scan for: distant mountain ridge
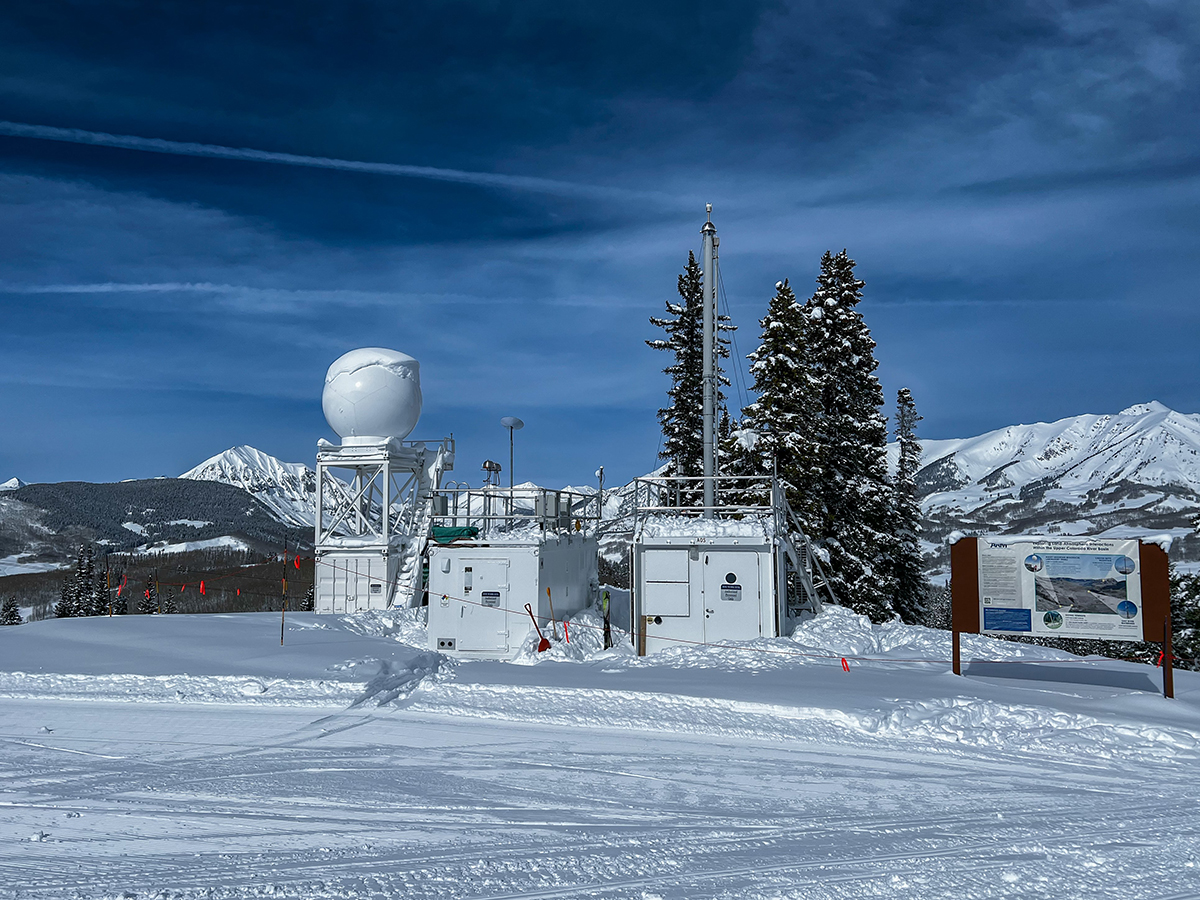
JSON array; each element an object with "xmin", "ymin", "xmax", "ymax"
[
  {"xmin": 4, "ymin": 401, "xmax": 1194, "ymax": 584},
  {"xmin": 892, "ymin": 401, "xmax": 1200, "ymax": 576},
  {"xmin": 0, "ymin": 478, "xmax": 309, "ymax": 572},
  {"xmin": 181, "ymin": 446, "xmax": 317, "ymax": 529}
]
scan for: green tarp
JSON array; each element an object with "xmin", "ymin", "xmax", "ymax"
[{"xmin": 431, "ymin": 525, "xmax": 480, "ymax": 544}]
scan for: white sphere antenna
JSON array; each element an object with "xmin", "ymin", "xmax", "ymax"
[{"xmin": 322, "ymin": 348, "xmax": 422, "ymax": 442}]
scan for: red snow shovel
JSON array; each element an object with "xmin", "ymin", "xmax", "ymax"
[{"xmin": 525, "ymin": 603, "xmax": 551, "ymax": 653}]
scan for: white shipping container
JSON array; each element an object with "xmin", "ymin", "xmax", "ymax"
[{"xmin": 427, "ymin": 534, "xmax": 598, "ymax": 659}]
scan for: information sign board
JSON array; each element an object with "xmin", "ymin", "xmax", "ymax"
[
  {"xmin": 951, "ymin": 535, "xmax": 1170, "ymax": 643},
  {"xmin": 976, "ymin": 537, "xmax": 1143, "ymax": 641}
]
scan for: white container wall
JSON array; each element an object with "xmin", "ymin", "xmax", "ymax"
[
  {"xmin": 314, "ymin": 550, "xmax": 397, "ymax": 614},
  {"xmin": 428, "ymin": 533, "xmax": 598, "ymax": 659},
  {"xmin": 635, "ymin": 533, "xmax": 782, "ymax": 655}
]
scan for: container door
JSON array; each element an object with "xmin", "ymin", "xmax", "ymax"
[
  {"xmin": 457, "ymin": 558, "xmax": 509, "ymax": 652},
  {"xmin": 702, "ymin": 551, "xmax": 761, "ymax": 643},
  {"xmin": 642, "ymin": 549, "xmax": 691, "ymax": 617}
]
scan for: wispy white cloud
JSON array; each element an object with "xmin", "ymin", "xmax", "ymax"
[{"xmin": 0, "ymin": 120, "xmax": 663, "ymax": 202}]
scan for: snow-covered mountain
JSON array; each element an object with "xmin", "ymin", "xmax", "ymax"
[
  {"xmin": 0, "ymin": 477, "xmax": 26, "ymax": 491},
  {"xmin": 895, "ymin": 401, "xmax": 1200, "ymax": 575},
  {"xmin": 180, "ymin": 446, "xmax": 317, "ymax": 529}
]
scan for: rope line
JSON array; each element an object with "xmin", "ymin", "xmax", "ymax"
[{"xmin": 76, "ymin": 555, "xmax": 1182, "ymax": 669}]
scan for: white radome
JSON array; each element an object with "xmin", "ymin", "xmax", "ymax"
[{"xmin": 322, "ymin": 348, "xmax": 422, "ymax": 441}]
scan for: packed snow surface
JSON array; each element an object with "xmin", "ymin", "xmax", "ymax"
[
  {"xmin": 0, "ymin": 554, "xmax": 63, "ymax": 577},
  {"xmin": 2, "ymin": 606, "xmax": 1197, "ymax": 899}
]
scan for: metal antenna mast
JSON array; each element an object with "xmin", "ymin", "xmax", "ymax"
[{"xmin": 701, "ymin": 204, "xmax": 717, "ymax": 518}]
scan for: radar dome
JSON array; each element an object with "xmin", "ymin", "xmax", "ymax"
[{"xmin": 322, "ymin": 348, "xmax": 422, "ymax": 441}]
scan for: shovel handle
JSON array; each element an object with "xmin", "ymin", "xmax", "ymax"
[{"xmin": 524, "ymin": 603, "xmax": 545, "ymax": 639}]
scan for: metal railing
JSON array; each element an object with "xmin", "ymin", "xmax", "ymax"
[
  {"xmin": 631, "ymin": 473, "xmax": 838, "ymax": 613},
  {"xmin": 429, "ymin": 486, "xmax": 602, "ymax": 540}
]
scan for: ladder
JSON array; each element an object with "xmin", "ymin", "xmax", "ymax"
[
  {"xmin": 778, "ymin": 502, "xmax": 839, "ymax": 614},
  {"xmin": 391, "ymin": 440, "xmax": 454, "ymax": 609}
]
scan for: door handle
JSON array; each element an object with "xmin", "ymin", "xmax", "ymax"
[{"xmin": 705, "ymin": 608, "xmax": 714, "ymax": 614}]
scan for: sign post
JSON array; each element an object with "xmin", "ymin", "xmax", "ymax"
[{"xmin": 1163, "ymin": 614, "xmax": 1174, "ymax": 699}]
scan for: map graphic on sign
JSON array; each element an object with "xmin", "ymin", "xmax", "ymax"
[{"xmin": 1034, "ymin": 554, "xmax": 1129, "ymax": 615}]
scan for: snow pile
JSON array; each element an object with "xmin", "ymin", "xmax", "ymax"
[
  {"xmin": 0, "ymin": 671, "xmax": 367, "ymax": 707},
  {"xmin": 0, "ymin": 611, "xmax": 446, "ymax": 707},
  {"xmin": 789, "ymin": 603, "xmax": 1075, "ymax": 663},
  {"xmin": 638, "ymin": 514, "xmax": 772, "ymax": 539},
  {"xmin": 334, "ymin": 606, "xmax": 431, "ymax": 648},
  {"xmin": 510, "ymin": 609, "xmax": 635, "ymax": 665}
]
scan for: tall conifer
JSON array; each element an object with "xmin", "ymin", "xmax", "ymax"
[
  {"xmin": 54, "ymin": 578, "xmax": 75, "ymax": 618},
  {"xmin": 725, "ymin": 279, "xmax": 821, "ymax": 519},
  {"xmin": 802, "ymin": 250, "xmax": 896, "ymax": 620},
  {"xmin": 0, "ymin": 595, "xmax": 21, "ymax": 625},
  {"xmin": 138, "ymin": 576, "xmax": 159, "ymax": 615},
  {"xmin": 647, "ymin": 251, "xmax": 734, "ymax": 501},
  {"xmin": 890, "ymin": 388, "xmax": 928, "ymax": 623}
]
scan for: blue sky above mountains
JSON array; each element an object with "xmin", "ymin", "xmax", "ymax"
[{"xmin": 1, "ymin": 1, "xmax": 1198, "ymax": 486}]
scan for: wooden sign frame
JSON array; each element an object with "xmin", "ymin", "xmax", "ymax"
[{"xmin": 950, "ymin": 536, "xmax": 1173, "ymax": 697}]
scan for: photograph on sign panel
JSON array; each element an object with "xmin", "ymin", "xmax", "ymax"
[{"xmin": 1034, "ymin": 554, "xmax": 1130, "ymax": 615}]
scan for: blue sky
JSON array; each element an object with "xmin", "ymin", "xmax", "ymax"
[{"xmin": 1, "ymin": 1, "xmax": 1198, "ymax": 488}]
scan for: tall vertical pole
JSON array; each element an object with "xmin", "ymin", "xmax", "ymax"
[
  {"xmin": 701, "ymin": 204, "xmax": 717, "ymax": 519},
  {"xmin": 509, "ymin": 428, "xmax": 514, "ymax": 493}
]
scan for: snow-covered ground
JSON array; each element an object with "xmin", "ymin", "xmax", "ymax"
[
  {"xmin": 1, "ymin": 607, "xmax": 1198, "ymax": 899},
  {"xmin": 0, "ymin": 553, "xmax": 64, "ymax": 577}
]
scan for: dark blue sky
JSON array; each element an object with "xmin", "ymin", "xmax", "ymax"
[{"xmin": 1, "ymin": 1, "xmax": 1198, "ymax": 488}]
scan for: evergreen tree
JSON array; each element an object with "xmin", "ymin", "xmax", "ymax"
[
  {"xmin": 647, "ymin": 250, "xmax": 734, "ymax": 500},
  {"xmin": 724, "ymin": 278, "xmax": 821, "ymax": 516},
  {"xmin": 138, "ymin": 576, "xmax": 159, "ymax": 615},
  {"xmin": 54, "ymin": 578, "xmax": 75, "ymax": 618},
  {"xmin": 802, "ymin": 250, "xmax": 896, "ymax": 621},
  {"xmin": 922, "ymin": 584, "xmax": 952, "ymax": 630},
  {"xmin": 0, "ymin": 595, "xmax": 21, "ymax": 626},
  {"xmin": 300, "ymin": 584, "xmax": 315, "ymax": 612},
  {"xmin": 1171, "ymin": 563, "xmax": 1200, "ymax": 669},
  {"xmin": 112, "ymin": 567, "xmax": 129, "ymax": 614},
  {"xmin": 890, "ymin": 388, "xmax": 928, "ymax": 624},
  {"xmin": 67, "ymin": 545, "xmax": 96, "ymax": 616},
  {"xmin": 160, "ymin": 587, "xmax": 177, "ymax": 614},
  {"xmin": 88, "ymin": 561, "xmax": 110, "ymax": 617}
]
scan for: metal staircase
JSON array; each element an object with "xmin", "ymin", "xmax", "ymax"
[
  {"xmin": 775, "ymin": 495, "xmax": 839, "ymax": 616},
  {"xmin": 391, "ymin": 439, "xmax": 454, "ymax": 609},
  {"xmin": 314, "ymin": 436, "xmax": 454, "ymax": 615}
]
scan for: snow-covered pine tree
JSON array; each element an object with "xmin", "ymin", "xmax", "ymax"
[
  {"xmin": 803, "ymin": 250, "xmax": 896, "ymax": 621},
  {"xmin": 88, "ymin": 559, "xmax": 110, "ymax": 617},
  {"xmin": 112, "ymin": 567, "xmax": 129, "ymax": 614},
  {"xmin": 923, "ymin": 584, "xmax": 951, "ymax": 630},
  {"xmin": 54, "ymin": 577, "xmax": 75, "ymax": 618},
  {"xmin": 890, "ymin": 388, "xmax": 928, "ymax": 624},
  {"xmin": 138, "ymin": 576, "xmax": 158, "ymax": 615},
  {"xmin": 647, "ymin": 250, "xmax": 734, "ymax": 502},
  {"xmin": 0, "ymin": 595, "xmax": 21, "ymax": 625},
  {"xmin": 300, "ymin": 584, "xmax": 315, "ymax": 612},
  {"xmin": 161, "ymin": 588, "xmax": 177, "ymax": 614},
  {"xmin": 1171, "ymin": 563, "xmax": 1200, "ymax": 670},
  {"xmin": 67, "ymin": 545, "xmax": 94, "ymax": 616},
  {"xmin": 723, "ymin": 278, "xmax": 821, "ymax": 517}
]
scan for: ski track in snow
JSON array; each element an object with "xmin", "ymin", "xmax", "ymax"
[{"xmin": 1, "ymin": 610, "xmax": 1199, "ymax": 898}]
